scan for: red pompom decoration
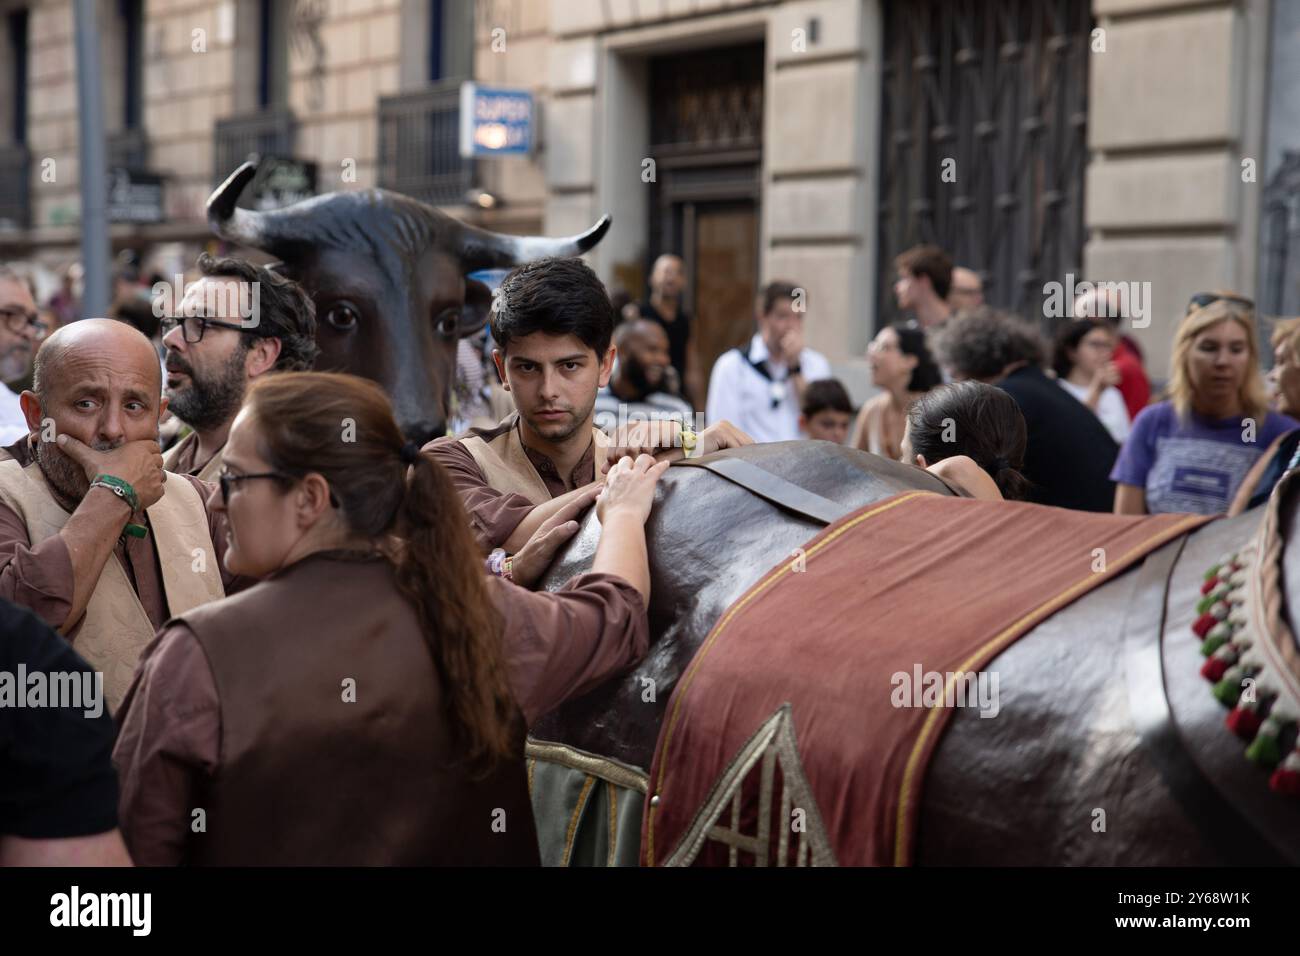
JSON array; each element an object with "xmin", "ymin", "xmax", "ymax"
[
  {"xmin": 1192, "ymin": 612, "xmax": 1218, "ymax": 638},
  {"xmin": 1225, "ymin": 706, "xmax": 1263, "ymax": 739}
]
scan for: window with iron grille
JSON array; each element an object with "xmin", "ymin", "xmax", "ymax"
[
  {"xmin": 0, "ymin": 9, "xmax": 29, "ymax": 231},
  {"xmin": 1258, "ymin": 1, "xmax": 1300, "ymax": 338},
  {"xmin": 876, "ymin": 0, "xmax": 1092, "ymax": 332},
  {"xmin": 378, "ymin": 0, "xmax": 475, "ymax": 206}
]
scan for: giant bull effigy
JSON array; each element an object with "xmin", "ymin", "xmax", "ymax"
[
  {"xmin": 207, "ymin": 163, "xmax": 609, "ymax": 446},
  {"xmin": 207, "ymin": 169, "xmax": 1300, "ymax": 866}
]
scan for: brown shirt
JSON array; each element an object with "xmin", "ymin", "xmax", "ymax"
[
  {"xmin": 165, "ymin": 430, "xmax": 220, "ymax": 478},
  {"xmin": 0, "ymin": 439, "xmax": 244, "ymax": 633},
  {"xmin": 113, "ymin": 566, "xmax": 648, "ymax": 865},
  {"xmin": 426, "ymin": 418, "xmax": 597, "ymax": 551}
]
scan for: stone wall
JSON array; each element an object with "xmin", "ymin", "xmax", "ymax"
[{"xmin": 1083, "ymin": 0, "xmax": 1270, "ymax": 381}]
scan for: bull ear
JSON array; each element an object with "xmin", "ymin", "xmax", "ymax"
[{"xmin": 460, "ymin": 278, "xmax": 493, "ymax": 338}]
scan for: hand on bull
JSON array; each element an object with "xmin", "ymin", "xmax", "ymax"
[
  {"xmin": 56, "ymin": 434, "xmax": 167, "ymax": 511},
  {"xmin": 600, "ymin": 419, "xmax": 755, "ymax": 473},
  {"xmin": 508, "ymin": 483, "xmax": 601, "ymax": 589},
  {"xmin": 590, "ymin": 454, "xmax": 672, "ymax": 601},
  {"xmin": 597, "ymin": 454, "xmax": 672, "ymax": 526}
]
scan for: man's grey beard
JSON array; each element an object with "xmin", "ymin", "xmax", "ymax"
[
  {"xmin": 0, "ymin": 343, "xmax": 31, "ymax": 385},
  {"xmin": 36, "ymin": 438, "xmax": 119, "ymax": 506},
  {"xmin": 166, "ymin": 344, "xmax": 248, "ymax": 432}
]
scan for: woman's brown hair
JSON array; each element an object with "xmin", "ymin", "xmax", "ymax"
[
  {"xmin": 906, "ymin": 380, "xmax": 1031, "ymax": 500},
  {"xmin": 243, "ymin": 371, "xmax": 515, "ymax": 768}
]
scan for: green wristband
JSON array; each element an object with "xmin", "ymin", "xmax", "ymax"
[{"xmin": 91, "ymin": 474, "xmax": 141, "ymax": 513}]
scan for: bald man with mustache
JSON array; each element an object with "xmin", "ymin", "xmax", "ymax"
[{"xmin": 0, "ymin": 319, "xmax": 239, "ymax": 712}]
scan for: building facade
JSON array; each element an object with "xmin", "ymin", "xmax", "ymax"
[{"xmin": 0, "ymin": 0, "xmax": 1284, "ymax": 391}]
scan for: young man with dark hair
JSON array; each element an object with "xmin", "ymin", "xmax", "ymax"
[
  {"xmin": 161, "ymin": 253, "xmax": 319, "ymax": 480},
  {"xmin": 799, "ymin": 378, "xmax": 854, "ymax": 444},
  {"xmin": 705, "ymin": 280, "xmax": 832, "ymax": 442},
  {"xmin": 894, "ymin": 244, "xmax": 955, "ymax": 331},
  {"xmin": 427, "ymin": 257, "xmax": 749, "ymax": 558}
]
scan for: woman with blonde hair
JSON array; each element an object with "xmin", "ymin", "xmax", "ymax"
[{"xmin": 1112, "ymin": 293, "xmax": 1298, "ymax": 515}]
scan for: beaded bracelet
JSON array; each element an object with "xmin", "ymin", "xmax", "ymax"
[{"xmin": 90, "ymin": 475, "xmax": 148, "ymax": 538}]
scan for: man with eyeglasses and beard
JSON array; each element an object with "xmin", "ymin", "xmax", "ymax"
[
  {"xmin": 0, "ymin": 266, "xmax": 47, "ymax": 448},
  {"xmin": 0, "ymin": 319, "xmax": 247, "ymax": 714},
  {"xmin": 161, "ymin": 253, "xmax": 318, "ymax": 481}
]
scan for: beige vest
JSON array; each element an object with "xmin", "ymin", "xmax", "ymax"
[
  {"xmin": 162, "ymin": 431, "xmax": 224, "ymax": 482},
  {"xmin": 0, "ymin": 459, "xmax": 225, "ymax": 712},
  {"xmin": 461, "ymin": 414, "xmax": 609, "ymax": 505}
]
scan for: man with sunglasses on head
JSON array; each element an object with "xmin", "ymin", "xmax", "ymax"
[
  {"xmin": 0, "ymin": 266, "xmax": 48, "ymax": 447},
  {"xmin": 0, "ymin": 318, "xmax": 249, "ymax": 714},
  {"xmin": 161, "ymin": 253, "xmax": 318, "ymax": 481}
]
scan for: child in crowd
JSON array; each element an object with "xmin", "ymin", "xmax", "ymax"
[{"xmin": 799, "ymin": 378, "xmax": 854, "ymax": 444}]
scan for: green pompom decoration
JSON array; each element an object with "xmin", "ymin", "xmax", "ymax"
[
  {"xmin": 1200, "ymin": 632, "xmax": 1230, "ymax": 657},
  {"xmin": 1196, "ymin": 595, "xmax": 1213, "ymax": 616},
  {"xmin": 1204, "ymin": 564, "xmax": 1221, "ymax": 582},
  {"xmin": 1212, "ymin": 676, "xmax": 1242, "ymax": 707},
  {"xmin": 1245, "ymin": 730, "xmax": 1281, "ymax": 767}
]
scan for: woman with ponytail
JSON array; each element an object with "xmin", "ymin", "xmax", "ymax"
[
  {"xmin": 900, "ymin": 381, "xmax": 1031, "ymax": 501},
  {"xmin": 113, "ymin": 372, "xmax": 665, "ymax": 865}
]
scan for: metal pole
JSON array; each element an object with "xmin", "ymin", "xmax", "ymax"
[{"xmin": 73, "ymin": 0, "xmax": 110, "ymax": 319}]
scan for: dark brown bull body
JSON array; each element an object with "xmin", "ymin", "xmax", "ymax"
[
  {"xmin": 206, "ymin": 163, "xmax": 610, "ymax": 445},
  {"xmin": 205, "ymin": 169, "xmax": 1296, "ymax": 863},
  {"xmin": 534, "ymin": 441, "xmax": 1300, "ymax": 865}
]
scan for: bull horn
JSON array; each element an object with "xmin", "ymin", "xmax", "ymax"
[
  {"xmin": 454, "ymin": 214, "xmax": 612, "ymax": 273},
  {"xmin": 206, "ymin": 162, "xmax": 268, "ymax": 246},
  {"xmin": 207, "ymin": 162, "xmax": 309, "ymax": 252}
]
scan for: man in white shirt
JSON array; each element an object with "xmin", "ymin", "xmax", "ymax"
[
  {"xmin": 0, "ymin": 267, "xmax": 45, "ymax": 447},
  {"xmin": 706, "ymin": 280, "xmax": 832, "ymax": 442}
]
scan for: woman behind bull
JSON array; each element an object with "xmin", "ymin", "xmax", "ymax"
[
  {"xmin": 1112, "ymin": 295, "xmax": 1299, "ymax": 515},
  {"xmin": 900, "ymin": 381, "xmax": 1031, "ymax": 501},
  {"xmin": 113, "ymin": 371, "xmax": 665, "ymax": 865}
]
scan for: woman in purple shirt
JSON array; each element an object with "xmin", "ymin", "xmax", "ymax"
[{"xmin": 1112, "ymin": 294, "xmax": 1299, "ymax": 515}]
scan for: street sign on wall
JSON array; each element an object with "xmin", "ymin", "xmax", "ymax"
[
  {"xmin": 107, "ymin": 167, "xmax": 164, "ymax": 224},
  {"xmin": 459, "ymin": 82, "xmax": 534, "ymax": 158}
]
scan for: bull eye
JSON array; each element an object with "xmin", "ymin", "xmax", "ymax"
[
  {"xmin": 325, "ymin": 302, "xmax": 359, "ymax": 333},
  {"xmin": 435, "ymin": 309, "xmax": 460, "ymax": 339}
]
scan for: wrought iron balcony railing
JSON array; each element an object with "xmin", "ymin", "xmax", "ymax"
[
  {"xmin": 378, "ymin": 82, "xmax": 476, "ymax": 207},
  {"xmin": 107, "ymin": 127, "xmax": 150, "ymax": 172},
  {"xmin": 213, "ymin": 109, "xmax": 297, "ymax": 185}
]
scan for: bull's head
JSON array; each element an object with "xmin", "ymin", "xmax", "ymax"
[{"xmin": 207, "ymin": 162, "xmax": 611, "ymax": 444}]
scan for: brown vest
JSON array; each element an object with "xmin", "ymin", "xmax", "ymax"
[
  {"xmin": 162, "ymin": 431, "xmax": 224, "ymax": 482},
  {"xmin": 178, "ymin": 550, "xmax": 539, "ymax": 866},
  {"xmin": 0, "ymin": 458, "xmax": 224, "ymax": 712},
  {"xmin": 461, "ymin": 414, "xmax": 609, "ymax": 505}
]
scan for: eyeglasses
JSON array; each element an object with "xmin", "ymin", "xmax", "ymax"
[
  {"xmin": 217, "ymin": 470, "xmax": 292, "ymax": 505},
  {"xmin": 160, "ymin": 315, "xmax": 255, "ymax": 343},
  {"xmin": 0, "ymin": 306, "xmax": 48, "ymax": 339},
  {"xmin": 218, "ymin": 469, "xmax": 341, "ymax": 508},
  {"xmin": 1187, "ymin": 292, "xmax": 1254, "ymax": 315}
]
